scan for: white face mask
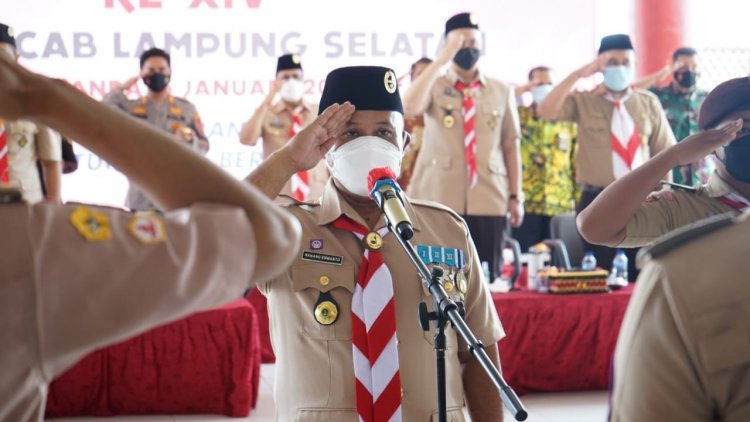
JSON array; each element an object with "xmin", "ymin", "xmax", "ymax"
[
  {"xmin": 280, "ymin": 78, "xmax": 305, "ymax": 102},
  {"xmin": 326, "ymin": 136, "xmax": 402, "ymax": 197}
]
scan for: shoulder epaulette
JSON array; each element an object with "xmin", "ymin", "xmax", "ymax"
[
  {"xmin": 408, "ymin": 198, "xmax": 463, "ymax": 223},
  {"xmin": 660, "ymin": 180, "xmax": 699, "ymax": 194},
  {"xmin": 638, "ymin": 213, "xmax": 735, "ymax": 263}
]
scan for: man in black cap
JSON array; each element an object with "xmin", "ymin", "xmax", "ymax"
[
  {"xmin": 248, "ymin": 65, "xmax": 505, "ymax": 421},
  {"xmin": 403, "ymin": 12, "xmax": 523, "ymax": 284},
  {"xmin": 538, "ymin": 34, "xmax": 675, "ymax": 279},
  {"xmin": 104, "ymin": 47, "xmax": 208, "ymax": 211},
  {"xmin": 239, "ymin": 53, "xmax": 327, "ymax": 201},
  {"xmin": 0, "ymin": 22, "xmax": 63, "ymax": 205},
  {"xmin": 578, "ymin": 77, "xmax": 749, "ymax": 249}
]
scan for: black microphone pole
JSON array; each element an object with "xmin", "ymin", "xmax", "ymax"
[{"xmin": 372, "ymin": 185, "xmax": 527, "ymax": 421}]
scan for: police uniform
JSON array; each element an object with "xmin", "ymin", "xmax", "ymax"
[
  {"xmin": 0, "ymin": 196, "xmax": 256, "ymax": 421},
  {"xmin": 513, "ymin": 106, "xmax": 578, "ymax": 251},
  {"xmin": 259, "ymin": 66, "xmax": 504, "ymax": 421},
  {"xmin": 258, "ymin": 99, "xmax": 328, "ymax": 200},
  {"xmin": 4, "ymin": 121, "xmax": 62, "ymax": 203},
  {"xmin": 408, "ymin": 14, "xmax": 521, "ymax": 281},
  {"xmin": 103, "ymin": 90, "xmax": 208, "ymax": 210},
  {"xmin": 610, "ymin": 211, "xmax": 750, "ymax": 421}
]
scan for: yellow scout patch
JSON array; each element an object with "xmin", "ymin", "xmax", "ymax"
[
  {"xmin": 128, "ymin": 212, "xmax": 167, "ymax": 245},
  {"xmin": 70, "ymin": 206, "xmax": 112, "ymax": 242},
  {"xmin": 384, "ymin": 70, "xmax": 397, "ymax": 94}
]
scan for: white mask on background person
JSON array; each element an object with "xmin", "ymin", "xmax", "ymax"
[
  {"xmin": 531, "ymin": 84, "xmax": 553, "ymax": 104},
  {"xmin": 326, "ymin": 136, "xmax": 402, "ymax": 197},
  {"xmin": 281, "ymin": 78, "xmax": 305, "ymax": 102}
]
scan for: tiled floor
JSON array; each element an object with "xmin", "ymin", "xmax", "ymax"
[{"xmin": 47, "ymin": 364, "xmax": 609, "ymax": 421}]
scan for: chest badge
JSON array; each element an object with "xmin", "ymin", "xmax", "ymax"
[
  {"xmin": 314, "ymin": 292, "xmax": 339, "ymax": 326},
  {"xmin": 365, "ymin": 231, "xmax": 383, "ymax": 250},
  {"xmin": 70, "ymin": 206, "xmax": 112, "ymax": 242}
]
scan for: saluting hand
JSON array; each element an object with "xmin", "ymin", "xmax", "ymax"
[
  {"xmin": 436, "ymin": 32, "xmax": 465, "ymax": 66},
  {"xmin": 577, "ymin": 56, "xmax": 605, "ymax": 78},
  {"xmin": 282, "ymin": 102, "xmax": 355, "ymax": 172},
  {"xmin": 669, "ymin": 118, "xmax": 743, "ymax": 166}
]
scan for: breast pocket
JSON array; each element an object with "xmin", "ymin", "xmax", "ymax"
[
  {"xmin": 7, "ymin": 122, "xmax": 37, "ymax": 153},
  {"xmin": 290, "ymin": 262, "xmax": 356, "ymax": 340}
]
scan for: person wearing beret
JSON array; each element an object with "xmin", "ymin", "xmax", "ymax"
[
  {"xmin": 0, "ymin": 46, "xmax": 302, "ymax": 420},
  {"xmin": 104, "ymin": 47, "xmax": 209, "ymax": 211},
  {"xmin": 577, "ymin": 77, "xmax": 750, "ymax": 249},
  {"xmin": 240, "ymin": 53, "xmax": 328, "ymax": 201},
  {"xmin": 247, "ymin": 66, "xmax": 505, "ymax": 421},
  {"xmin": 0, "ymin": 22, "xmax": 63, "ymax": 204},
  {"xmin": 404, "ymin": 12, "xmax": 524, "ymax": 284},
  {"xmin": 538, "ymin": 33, "xmax": 676, "ymax": 280}
]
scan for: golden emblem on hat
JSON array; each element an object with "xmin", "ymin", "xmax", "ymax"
[
  {"xmin": 469, "ymin": 14, "xmax": 478, "ymax": 25},
  {"xmin": 292, "ymin": 54, "xmax": 301, "ymax": 64},
  {"xmin": 70, "ymin": 206, "xmax": 112, "ymax": 242},
  {"xmin": 443, "ymin": 114, "xmax": 455, "ymax": 128},
  {"xmin": 315, "ymin": 300, "xmax": 339, "ymax": 325},
  {"xmin": 384, "ymin": 70, "xmax": 397, "ymax": 94},
  {"xmin": 365, "ymin": 232, "xmax": 383, "ymax": 250},
  {"xmin": 6, "ymin": 26, "xmax": 13, "ymax": 38}
]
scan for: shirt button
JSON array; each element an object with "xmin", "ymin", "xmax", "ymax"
[
  {"xmin": 431, "ymin": 159, "xmax": 437, "ymax": 165},
  {"xmin": 319, "ymin": 276, "xmax": 330, "ymax": 286},
  {"xmin": 401, "ymin": 388, "xmax": 405, "ymax": 397}
]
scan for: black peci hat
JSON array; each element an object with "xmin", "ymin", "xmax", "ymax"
[
  {"xmin": 598, "ymin": 34, "xmax": 634, "ymax": 54},
  {"xmin": 698, "ymin": 76, "xmax": 750, "ymax": 130},
  {"xmin": 0, "ymin": 23, "xmax": 16, "ymax": 48},
  {"xmin": 277, "ymin": 53, "xmax": 303, "ymax": 73},
  {"xmin": 445, "ymin": 12, "xmax": 479, "ymax": 35},
  {"xmin": 318, "ymin": 66, "xmax": 403, "ymax": 115}
]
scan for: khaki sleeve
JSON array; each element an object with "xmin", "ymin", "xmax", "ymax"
[
  {"xmin": 186, "ymin": 103, "xmax": 208, "ymax": 142},
  {"xmin": 620, "ymin": 192, "xmax": 717, "ymax": 248},
  {"xmin": 458, "ymin": 219, "xmax": 504, "ymax": 353},
  {"xmin": 33, "ymin": 203, "xmax": 257, "ymax": 378},
  {"xmin": 610, "ymin": 263, "xmax": 713, "ymax": 421},
  {"xmin": 557, "ymin": 93, "xmax": 579, "ymax": 122},
  {"xmin": 501, "ymin": 90, "xmax": 521, "ymax": 143},
  {"xmin": 649, "ymin": 96, "xmax": 677, "ymax": 151},
  {"xmin": 34, "ymin": 124, "xmax": 62, "ymax": 162}
]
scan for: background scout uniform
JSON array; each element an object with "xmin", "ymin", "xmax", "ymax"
[
  {"xmin": 611, "ymin": 212, "xmax": 750, "ymax": 421},
  {"xmin": 408, "ymin": 13, "xmax": 522, "ymax": 282},
  {"xmin": 558, "ymin": 35, "xmax": 675, "ymax": 278},
  {"xmin": 104, "ymin": 89, "xmax": 208, "ymax": 211},
  {"xmin": 513, "ymin": 105, "xmax": 578, "ymax": 251},
  {"xmin": 0, "ymin": 197, "xmax": 257, "ymax": 421},
  {"xmin": 2, "ymin": 120, "xmax": 61, "ymax": 203}
]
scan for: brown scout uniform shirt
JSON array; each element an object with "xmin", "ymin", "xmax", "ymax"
[
  {"xmin": 5, "ymin": 121, "xmax": 61, "ymax": 204},
  {"xmin": 558, "ymin": 86, "xmax": 676, "ymax": 188},
  {"xmin": 620, "ymin": 172, "xmax": 743, "ymax": 247},
  {"xmin": 260, "ymin": 100, "xmax": 328, "ymax": 201},
  {"xmin": 611, "ymin": 211, "xmax": 750, "ymax": 421},
  {"xmin": 103, "ymin": 90, "xmax": 209, "ymax": 210},
  {"xmin": 408, "ymin": 69, "xmax": 521, "ymax": 216},
  {"xmin": 258, "ymin": 180, "xmax": 504, "ymax": 421},
  {"xmin": 0, "ymin": 201, "xmax": 256, "ymax": 421}
]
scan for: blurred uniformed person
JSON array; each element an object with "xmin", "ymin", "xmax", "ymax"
[
  {"xmin": 610, "ymin": 211, "xmax": 750, "ymax": 421},
  {"xmin": 247, "ymin": 66, "xmax": 505, "ymax": 421},
  {"xmin": 104, "ymin": 47, "xmax": 209, "ymax": 211},
  {"xmin": 404, "ymin": 13, "xmax": 524, "ymax": 282},
  {"xmin": 512, "ymin": 66, "xmax": 578, "ymax": 251},
  {"xmin": 398, "ymin": 56, "xmax": 432, "ymax": 190},
  {"xmin": 0, "ymin": 23, "xmax": 62, "ymax": 204},
  {"xmin": 538, "ymin": 34, "xmax": 676, "ymax": 279},
  {"xmin": 578, "ymin": 77, "xmax": 750, "ymax": 249},
  {"xmin": 239, "ymin": 53, "xmax": 327, "ymax": 201},
  {"xmin": 0, "ymin": 51, "xmax": 302, "ymax": 421}
]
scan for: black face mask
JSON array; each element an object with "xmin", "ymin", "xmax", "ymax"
[
  {"xmin": 453, "ymin": 48, "xmax": 481, "ymax": 71},
  {"xmin": 674, "ymin": 70, "xmax": 697, "ymax": 89},
  {"xmin": 723, "ymin": 133, "xmax": 750, "ymax": 183},
  {"xmin": 143, "ymin": 73, "xmax": 170, "ymax": 93}
]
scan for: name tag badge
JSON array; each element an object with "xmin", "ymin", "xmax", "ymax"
[{"xmin": 302, "ymin": 251, "xmax": 343, "ymax": 266}]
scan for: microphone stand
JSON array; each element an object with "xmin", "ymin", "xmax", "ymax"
[{"xmin": 383, "ymin": 215, "xmax": 528, "ymax": 421}]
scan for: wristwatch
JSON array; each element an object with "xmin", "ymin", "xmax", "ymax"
[{"xmin": 509, "ymin": 193, "xmax": 524, "ymax": 203}]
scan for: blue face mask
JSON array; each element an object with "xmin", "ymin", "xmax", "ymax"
[
  {"xmin": 602, "ymin": 65, "xmax": 633, "ymax": 91},
  {"xmin": 531, "ymin": 84, "xmax": 553, "ymax": 104},
  {"xmin": 723, "ymin": 133, "xmax": 750, "ymax": 183}
]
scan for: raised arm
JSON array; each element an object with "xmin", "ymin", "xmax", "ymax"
[
  {"xmin": 402, "ymin": 33, "xmax": 463, "ymax": 116},
  {"xmin": 0, "ymin": 54, "xmax": 301, "ymax": 282},
  {"xmin": 537, "ymin": 58, "xmax": 602, "ymax": 121},
  {"xmin": 576, "ymin": 119, "xmax": 742, "ymax": 246},
  {"xmin": 239, "ymin": 82, "xmax": 283, "ymax": 146}
]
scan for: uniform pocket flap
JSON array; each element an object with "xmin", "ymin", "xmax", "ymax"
[{"xmin": 291, "ymin": 261, "xmax": 356, "ymax": 294}]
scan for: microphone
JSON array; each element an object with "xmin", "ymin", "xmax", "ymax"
[{"xmin": 367, "ymin": 167, "xmax": 414, "ymax": 240}]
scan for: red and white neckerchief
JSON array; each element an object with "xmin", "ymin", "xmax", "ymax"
[
  {"xmin": 604, "ymin": 93, "xmax": 643, "ymax": 179},
  {"xmin": 718, "ymin": 192, "xmax": 750, "ymax": 212},
  {"xmin": 331, "ymin": 216, "xmax": 402, "ymax": 422},
  {"xmin": 288, "ymin": 106, "xmax": 310, "ymax": 201},
  {"xmin": 456, "ymin": 80, "xmax": 482, "ymax": 189},
  {"xmin": 0, "ymin": 120, "xmax": 9, "ymax": 184}
]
